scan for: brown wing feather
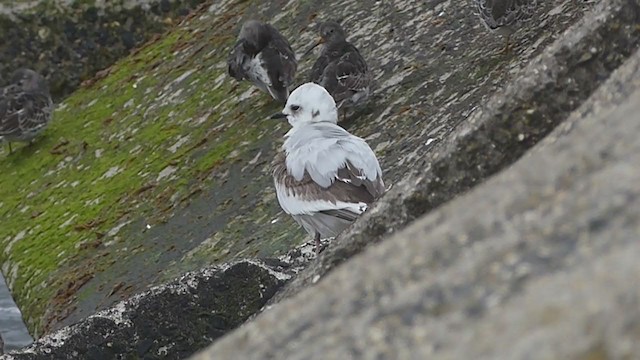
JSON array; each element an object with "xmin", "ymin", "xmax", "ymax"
[{"xmin": 272, "ymin": 152, "xmax": 381, "ymax": 207}]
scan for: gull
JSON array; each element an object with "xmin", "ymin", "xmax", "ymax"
[
  {"xmin": 270, "ymin": 83, "xmax": 385, "ymax": 253},
  {"xmin": 0, "ymin": 68, "xmax": 54, "ymax": 154},
  {"xmin": 302, "ymin": 21, "xmax": 372, "ymax": 122},
  {"xmin": 227, "ymin": 20, "xmax": 297, "ymax": 103},
  {"xmin": 475, "ymin": 0, "xmax": 538, "ymax": 54}
]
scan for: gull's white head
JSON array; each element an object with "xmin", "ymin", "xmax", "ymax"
[{"xmin": 271, "ymin": 83, "xmax": 338, "ymax": 126}]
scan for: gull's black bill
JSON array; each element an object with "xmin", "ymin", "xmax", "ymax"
[{"xmin": 270, "ymin": 112, "xmax": 288, "ymax": 119}]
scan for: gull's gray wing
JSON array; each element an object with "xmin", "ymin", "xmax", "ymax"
[
  {"xmin": 282, "ymin": 123, "xmax": 384, "ymax": 208},
  {"xmin": 273, "ymin": 150, "xmax": 380, "ymax": 217}
]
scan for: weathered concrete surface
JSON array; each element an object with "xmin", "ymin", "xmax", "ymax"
[
  {"xmin": 269, "ymin": 0, "xmax": 640, "ymax": 306},
  {"xmin": 1, "ymin": 260, "xmax": 289, "ymax": 359},
  {"xmin": 0, "ymin": 0, "xmax": 616, "ymax": 340},
  {"xmin": 191, "ymin": 43, "xmax": 640, "ymax": 360},
  {"xmin": 0, "ymin": 0, "xmax": 207, "ymax": 100}
]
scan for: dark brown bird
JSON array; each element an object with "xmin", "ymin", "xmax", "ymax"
[
  {"xmin": 0, "ymin": 68, "xmax": 53, "ymax": 153},
  {"xmin": 303, "ymin": 21, "xmax": 372, "ymax": 122},
  {"xmin": 475, "ymin": 0, "xmax": 538, "ymax": 53},
  {"xmin": 227, "ymin": 20, "xmax": 297, "ymax": 103}
]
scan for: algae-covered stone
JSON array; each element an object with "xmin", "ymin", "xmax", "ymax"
[
  {"xmin": 191, "ymin": 41, "xmax": 640, "ymax": 360},
  {"xmin": 4, "ymin": 260, "xmax": 289, "ymax": 359},
  {"xmin": 0, "ymin": 0, "xmax": 207, "ymax": 100},
  {"xmin": 0, "ymin": 0, "xmax": 599, "ymax": 342}
]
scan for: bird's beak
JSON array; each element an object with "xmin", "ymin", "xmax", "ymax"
[
  {"xmin": 301, "ymin": 37, "xmax": 325, "ymax": 58},
  {"xmin": 270, "ymin": 112, "xmax": 288, "ymax": 120}
]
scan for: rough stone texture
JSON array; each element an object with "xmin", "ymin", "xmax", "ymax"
[
  {"xmin": 269, "ymin": 0, "xmax": 640, "ymax": 306},
  {"xmin": 1, "ymin": 260, "xmax": 289, "ymax": 360},
  {"xmin": 0, "ymin": 0, "xmax": 629, "ymax": 342},
  {"xmin": 0, "ymin": 0, "xmax": 207, "ymax": 100},
  {"xmin": 191, "ymin": 43, "xmax": 640, "ymax": 360}
]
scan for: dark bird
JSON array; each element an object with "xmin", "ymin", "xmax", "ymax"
[
  {"xmin": 0, "ymin": 68, "xmax": 53, "ymax": 154},
  {"xmin": 475, "ymin": 0, "xmax": 538, "ymax": 53},
  {"xmin": 270, "ymin": 83, "xmax": 385, "ymax": 254},
  {"xmin": 227, "ymin": 20, "xmax": 297, "ymax": 103},
  {"xmin": 303, "ymin": 21, "xmax": 372, "ymax": 122}
]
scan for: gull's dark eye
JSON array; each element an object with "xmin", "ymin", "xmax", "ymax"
[{"xmin": 290, "ymin": 105, "xmax": 300, "ymax": 111}]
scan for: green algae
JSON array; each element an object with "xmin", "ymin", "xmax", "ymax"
[
  {"xmin": 0, "ymin": 0, "xmax": 310, "ymax": 336},
  {"xmin": 0, "ymin": 0, "xmax": 209, "ymax": 100},
  {"xmin": 2, "ymin": 0, "xmax": 495, "ymax": 337},
  {"xmin": 0, "ymin": 20, "xmax": 229, "ymax": 333},
  {"xmin": 0, "ymin": 30, "xmax": 170, "ymax": 333}
]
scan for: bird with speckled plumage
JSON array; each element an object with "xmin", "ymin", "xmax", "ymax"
[
  {"xmin": 475, "ymin": 0, "xmax": 538, "ymax": 53},
  {"xmin": 227, "ymin": 20, "xmax": 297, "ymax": 104},
  {"xmin": 0, "ymin": 68, "xmax": 53, "ymax": 154},
  {"xmin": 303, "ymin": 21, "xmax": 372, "ymax": 122}
]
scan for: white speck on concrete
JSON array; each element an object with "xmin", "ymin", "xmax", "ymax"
[
  {"xmin": 107, "ymin": 221, "xmax": 132, "ymax": 237},
  {"xmin": 157, "ymin": 165, "xmax": 177, "ymax": 181},
  {"xmin": 168, "ymin": 135, "xmax": 190, "ymax": 153},
  {"xmin": 129, "ymin": 145, "xmax": 142, "ymax": 155},
  {"xmin": 374, "ymin": 140, "xmax": 390, "ymax": 153},
  {"xmin": 164, "ymin": 69, "xmax": 195, "ymax": 91},
  {"xmin": 195, "ymin": 112, "xmax": 210, "ymax": 125},
  {"xmin": 101, "ymin": 166, "xmax": 122, "ymax": 179},
  {"xmin": 238, "ymin": 88, "xmax": 256, "ymax": 102},
  {"xmin": 59, "ymin": 214, "xmax": 78, "ymax": 229}
]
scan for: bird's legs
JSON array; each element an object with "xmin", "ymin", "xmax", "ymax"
[
  {"xmin": 7, "ymin": 142, "xmax": 12, "ymax": 154},
  {"xmin": 500, "ymin": 33, "xmax": 514, "ymax": 55},
  {"xmin": 314, "ymin": 232, "xmax": 321, "ymax": 255}
]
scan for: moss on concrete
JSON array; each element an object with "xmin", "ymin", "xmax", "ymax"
[
  {"xmin": 0, "ymin": 0, "xmax": 302, "ymax": 335},
  {"xmin": 1, "ymin": 0, "xmax": 591, "ymax": 340},
  {"xmin": 0, "ymin": 0, "xmax": 207, "ymax": 100}
]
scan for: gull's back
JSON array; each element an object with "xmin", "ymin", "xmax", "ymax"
[
  {"xmin": 284, "ymin": 122, "xmax": 382, "ymax": 190},
  {"xmin": 274, "ymin": 122, "xmax": 384, "ymax": 238}
]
